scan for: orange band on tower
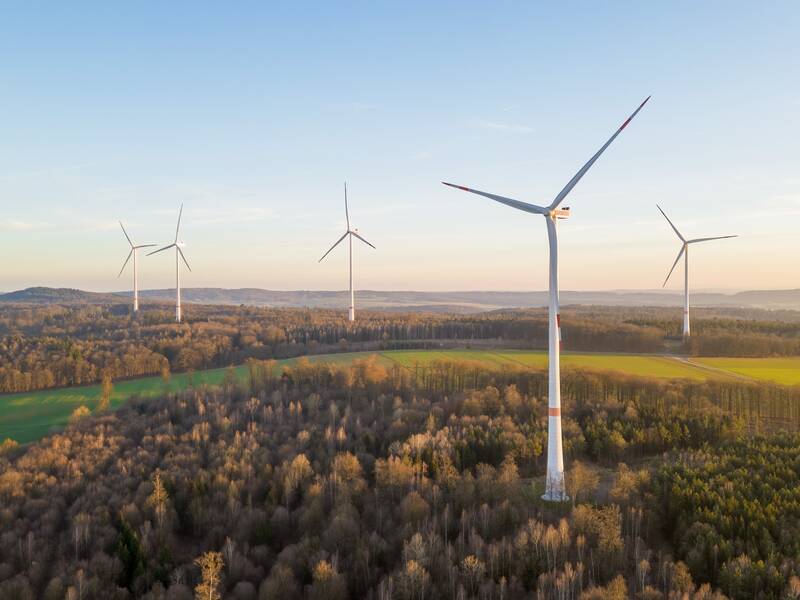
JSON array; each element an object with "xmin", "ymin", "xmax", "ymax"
[{"xmin": 548, "ymin": 408, "xmax": 561, "ymax": 417}]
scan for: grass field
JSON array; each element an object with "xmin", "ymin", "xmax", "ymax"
[
  {"xmin": 0, "ymin": 352, "xmax": 379, "ymax": 444},
  {"xmin": 1, "ymin": 349, "xmax": 795, "ymax": 444},
  {"xmin": 382, "ymin": 349, "xmax": 712, "ymax": 380},
  {"xmin": 693, "ymin": 357, "xmax": 800, "ymax": 386}
]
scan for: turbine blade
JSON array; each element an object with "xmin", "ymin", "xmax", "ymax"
[
  {"xmin": 318, "ymin": 232, "xmax": 349, "ymax": 262},
  {"xmin": 687, "ymin": 235, "xmax": 738, "ymax": 244},
  {"xmin": 119, "ymin": 221, "xmax": 134, "ymax": 247},
  {"xmin": 147, "ymin": 244, "xmax": 176, "ymax": 256},
  {"xmin": 134, "ymin": 244, "xmax": 157, "ymax": 249},
  {"xmin": 344, "ymin": 182, "xmax": 350, "ymax": 230},
  {"xmin": 178, "ymin": 247, "xmax": 191, "ymax": 272},
  {"xmin": 351, "ymin": 231, "xmax": 375, "ymax": 249},
  {"xmin": 117, "ymin": 249, "xmax": 133, "ymax": 277},
  {"xmin": 656, "ymin": 205, "xmax": 686, "ymax": 242},
  {"xmin": 174, "ymin": 203, "xmax": 184, "ymax": 242},
  {"xmin": 441, "ymin": 182, "xmax": 547, "ymax": 214},
  {"xmin": 663, "ymin": 245, "xmax": 685, "ymax": 287},
  {"xmin": 549, "ymin": 96, "xmax": 650, "ymax": 210}
]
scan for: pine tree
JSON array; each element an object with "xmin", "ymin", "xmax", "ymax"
[{"xmin": 115, "ymin": 516, "xmax": 145, "ymax": 590}]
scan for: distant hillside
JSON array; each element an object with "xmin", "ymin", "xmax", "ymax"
[
  {"xmin": 131, "ymin": 287, "xmax": 800, "ymax": 311},
  {"xmin": 4, "ymin": 286, "xmax": 800, "ymax": 312},
  {"xmin": 0, "ymin": 287, "xmax": 122, "ymax": 304}
]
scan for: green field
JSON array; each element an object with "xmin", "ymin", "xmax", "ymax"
[
  {"xmin": 0, "ymin": 352, "xmax": 379, "ymax": 444},
  {"xmin": 2, "ymin": 349, "xmax": 796, "ymax": 444},
  {"xmin": 693, "ymin": 357, "xmax": 800, "ymax": 386}
]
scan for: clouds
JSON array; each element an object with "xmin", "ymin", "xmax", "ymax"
[
  {"xmin": 0, "ymin": 219, "xmax": 54, "ymax": 232},
  {"xmin": 327, "ymin": 101, "xmax": 377, "ymax": 112},
  {"xmin": 0, "ymin": 216, "xmax": 117, "ymax": 233},
  {"xmin": 189, "ymin": 206, "xmax": 275, "ymax": 226},
  {"xmin": 411, "ymin": 149, "xmax": 433, "ymax": 160},
  {"xmin": 475, "ymin": 120, "xmax": 535, "ymax": 134},
  {"xmin": 0, "ymin": 163, "xmax": 97, "ymax": 183}
]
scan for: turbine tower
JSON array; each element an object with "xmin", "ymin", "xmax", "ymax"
[
  {"xmin": 117, "ymin": 222, "xmax": 155, "ymax": 312},
  {"xmin": 657, "ymin": 205, "xmax": 736, "ymax": 337},
  {"xmin": 443, "ymin": 97, "xmax": 650, "ymax": 501},
  {"xmin": 318, "ymin": 182, "xmax": 375, "ymax": 322},
  {"xmin": 148, "ymin": 204, "xmax": 191, "ymax": 323}
]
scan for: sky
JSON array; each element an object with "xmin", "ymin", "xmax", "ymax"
[{"xmin": 0, "ymin": 2, "xmax": 798, "ymax": 293}]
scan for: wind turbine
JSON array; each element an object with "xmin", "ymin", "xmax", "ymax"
[
  {"xmin": 443, "ymin": 97, "xmax": 650, "ymax": 501},
  {"xmin": 657, "ymin": 205, "xmax": 736, "ymax": 337},
  {"xmin": 148, "ymin": 204, "xmax": 191, "ymax": 323},
  {"xmin": 117, "ymin": 222, "xmax": 155, "ymax": 312},
  {"xmin": 318, "ymin": 183, "xmax": 375, "ymax": 322}
]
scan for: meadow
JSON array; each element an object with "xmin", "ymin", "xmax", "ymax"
[
  {"xmin": 2, "ymin": 348, "xmax": 796, "ymax": 443},
  {"xmin": 693, "ymin": 356, "xmax": 800, "ymax": 385},
  {"xmin": 0, "ymin": 352, "xmax": 375, "ymax": 444}
]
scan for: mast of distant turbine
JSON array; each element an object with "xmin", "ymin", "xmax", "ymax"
[
  {"xmin": 117, "ymin": 222, "xmax": 155, "ymax": 312},
  {"xmin": 319, "ymin": 183, "xmax": 375, "ymax": 322},
  {"xmin": 657, "ymin": 205, "xmax": 736, "ymax": 337},
  {"xmin": 443, "ymin": 97, "xmax": 650, "ymax": 501},
  {"xmin": 148, "ymin": 204, "xmax": 191, "ymax": 323}
]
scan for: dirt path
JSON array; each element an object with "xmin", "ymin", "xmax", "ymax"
[{"xmin": 666, "ymin": 355, "xmax": 756, "ymax": 382}]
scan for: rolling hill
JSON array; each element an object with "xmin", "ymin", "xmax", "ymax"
[{"xmin": 3, "ymin": 286, "xmax": 800, "ymax": 311}]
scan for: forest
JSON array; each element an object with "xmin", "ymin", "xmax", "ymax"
[
  {"xmin": 0, "ymin": 355, "xmax": 798, "ymax": 599},
  {"xmin": 2, "ymin": 301, "xmax": 800, "ymax": 394},
  {"xmin": 655, "ymin": 434, "xmax": 800, "ymax": 599}
]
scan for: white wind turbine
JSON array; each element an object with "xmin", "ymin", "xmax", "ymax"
[
  {"xmin": 117, "ymin": 222, "xmax": 155, "ymax": 312},
  {"xmin": 443, "ymin": 97, "xmax": 650, "ymax": 501},
  {"xmin": 148, "ymin": 204, "xmax": 191, "ymax": 323},
  {"xmin": 657, "ymin": 205, "xmax": 736, "ymax": 337},
  {"xmin": 318, "ymin": 183, "xmax": 375, "ymax": 322}
]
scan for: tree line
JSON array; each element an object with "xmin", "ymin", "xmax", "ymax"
[{"xmin": 3, "ymin": 301, "xmax": 800, "ymax": 395}]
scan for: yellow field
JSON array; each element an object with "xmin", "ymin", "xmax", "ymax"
[
  {"xmin": 382, "ymin": 349, "xmax": 712, "ymax": 380},
  {"xmin": 693, "ymin": 357, "xmax": 800, "ymax": 386}
]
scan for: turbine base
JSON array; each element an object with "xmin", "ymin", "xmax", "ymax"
[
  {"xmin": 542, "ymin": 471, "xmax": 568, "ymax": 503},
  {"xmin": 541, "ymin": 490, "xmax": 569, "ymax": 503}
]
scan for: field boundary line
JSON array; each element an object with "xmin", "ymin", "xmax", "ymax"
[{"xmin": 668, "ymin": 356, "xmax": 754, "ymax": 382}]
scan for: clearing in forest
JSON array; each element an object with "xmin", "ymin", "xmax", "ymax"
[{"xmin": 2, "ymin": 349, "xmax": 794, "ymax": 444}]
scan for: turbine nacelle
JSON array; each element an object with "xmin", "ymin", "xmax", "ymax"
[
  {"xmin": 318, "ymin": 182, "xmax": 376, "ymax": 322},
  {"xmin": 657, "ymin": 204, "xmax": 737, "ymax": 287},
  {"xmin": 117, "ymin": 221, "xmax": 155, "ymax": 313},
  {"xmin": 147, "ymin": 204, "xmax": 192, "ymax": 272},
  {"xmin": 117, "ymin": 221, "xmax": 155, "ymax": 278},
  {"xmin": 319, "ymin": 184, "xmax": 376, "ymax": 263}
]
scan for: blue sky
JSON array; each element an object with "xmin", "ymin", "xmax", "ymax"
[{"xmin": 0, "ymin": 2, "xmax": 798, "ymax": 292}]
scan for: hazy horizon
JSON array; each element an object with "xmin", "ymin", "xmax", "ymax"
[{"xmin": 3, "ymin": 284, "xmax": 797, "ymax": 297}]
